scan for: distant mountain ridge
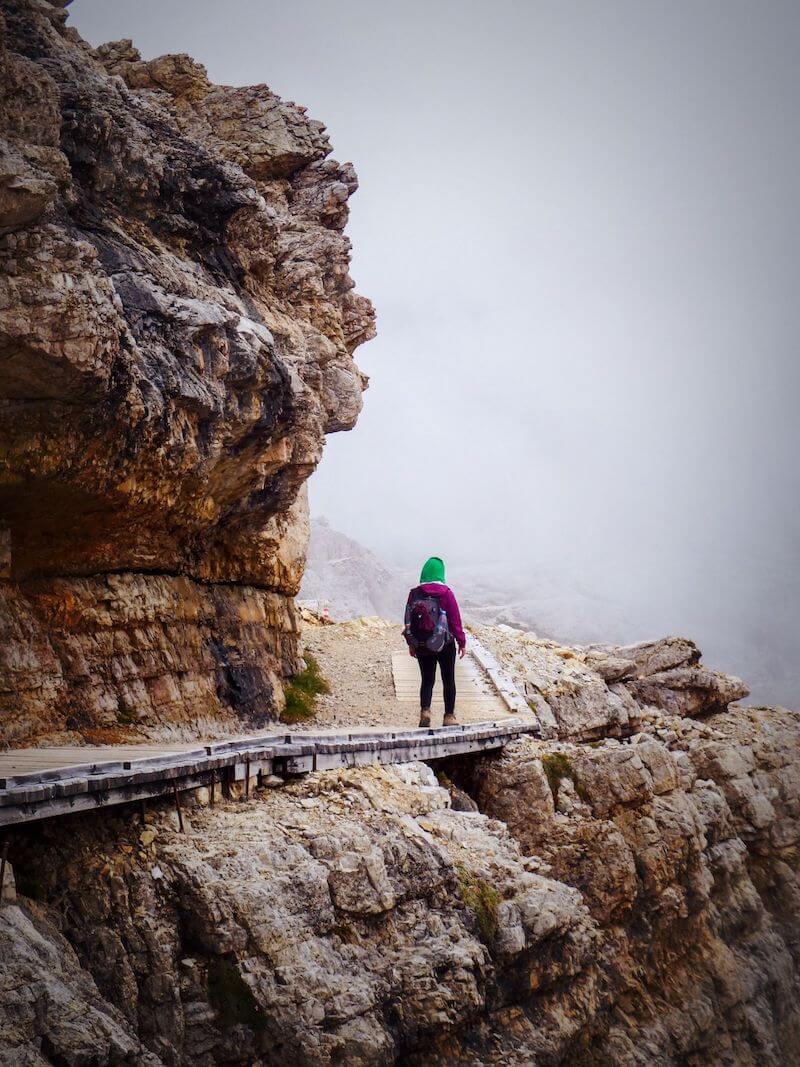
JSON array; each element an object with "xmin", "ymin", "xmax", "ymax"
[
  {"xmin": 299, "ymin": 517, "xmax": 615, "ymax": 640},
  {"xmin": 299, "ymin": 517, "xmax": 409, "ymax": 621}
]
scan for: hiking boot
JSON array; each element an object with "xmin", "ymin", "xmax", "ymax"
[
  {"xmin": 418, "ymin": 709, "xmax": 431, "ymax": 728},
  {"xmin": 443, "ymin": 712, "xmax": 458, "ymax": 727}
]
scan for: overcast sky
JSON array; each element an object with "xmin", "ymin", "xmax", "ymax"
[{"xmin": 71, "ymin": 1, "xmax": 800, "ymax": 702}]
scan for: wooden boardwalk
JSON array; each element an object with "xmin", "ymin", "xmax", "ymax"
[
  {"xmin": 0, "ymin": 637, "xmax": 539, "ymax": 828},
  {"xmin": 391, "ymin": 650, "xmax": 509, "ymax": 720},
  {"xmin": 0, "ymin": 721, "xmax": 539, "ymax": 828},
  {"xmin": 0, "ymin": 742, "xmax": 205, "ymax": 781}
]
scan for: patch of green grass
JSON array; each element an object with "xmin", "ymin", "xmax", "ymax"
[
  {"xmin": 541, "ymin": 752, "xmax": 574, "ymax": 795},
  {"xmin": 208, "ymin": 958, "xmax": 266, "ymax": 1033},
  {"xmin": 280, "ymin": 652, "xmax": 331, "ymax": 724},
  {"xmin": 456, "ymin": 865, "xmax": 501, "ymax": 944},
  {"xmin": 540, "ymin": 751, "xmax": 590, "ymax": 804}
]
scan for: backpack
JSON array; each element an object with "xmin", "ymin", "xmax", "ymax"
[{"xmin": 404, "ymin": 587, "xmax": 451, "ymax": 654}]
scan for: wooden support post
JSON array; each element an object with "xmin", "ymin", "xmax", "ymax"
[
  {"xmin": 245, "ymin": 757, "xmax": 251, "ymax": 800},
  {"xmin": 210, "ymin": 771, "xmax": 216, "ymax": 807},
  {"xmin": 140, "ymin": 799, "xmax": 147, "ymax": 826},
  {"xmin": 172, "ymin": 782, "xmax": 184, "ymax": 834},
  {"xmin": 0, "ymin": 838, "xmax": 8, "ymax": 905}
]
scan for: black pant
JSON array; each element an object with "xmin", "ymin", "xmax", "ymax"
[{"xmin": 418, "ymin": 640, "xmax": 457, "ymax": 715}]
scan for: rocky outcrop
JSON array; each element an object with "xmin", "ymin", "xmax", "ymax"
[
  {"xmin": 467, "ymin": 709, "xmax": 800, "ymax": 1063},
  {"xmin": 473, "ymin": 625, "xmax": 750, "ymax": 740},
  {"xmin": 0, "ymin": 900, "xmax": 162, "ymax": 1065},
  {"xmin": 0, "ymin": 4, "xmax": 797, "ymax": 1064},
  {"xmin": 4, "ymin": 764, "xmax": 598, "ymax": 1065},
  {"xmin": 0, "ymin": 0, "xmax": 374, "ymax": 745},
  {"xmin": 0, "ymin": 618, "xmax": 796, "ymax": 1064},
  {"xmin": 4, "ymin": 697, "xmax": 799, "ymax": 1064}
]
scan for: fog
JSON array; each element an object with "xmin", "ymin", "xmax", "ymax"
[{"xmin": 71, "ymin": 0, "xmax": 800, "ymax": 705}]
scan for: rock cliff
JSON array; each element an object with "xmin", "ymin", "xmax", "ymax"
[
  {"xmin": 1, "ymin": 4, "xmax": 798, "ymax": 1065},
  {"xmin": 2, "ymin": 672, "xmax": 798, "ymax": 1064},
  {"xmin": 0, "ymin": 0, "xmax": 374, "ymax": 746}
]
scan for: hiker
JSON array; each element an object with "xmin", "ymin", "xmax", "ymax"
[{"xmin": 403, "ymin": 556, "xmax": 466, "ymax": 728}]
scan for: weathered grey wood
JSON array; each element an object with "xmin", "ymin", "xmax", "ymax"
[
  {"xmin": 0, "ymin": 766, "xmax": 223, "ymax": 827},
  {"xmin": 467, "ymin": 634, "xmax": 534, "ymax": 715},
  {"xmin": 0, "ymin": 721, "xmax": 539, "ymax": 827}
]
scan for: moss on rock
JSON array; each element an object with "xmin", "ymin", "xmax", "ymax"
[
  {"xmin": 456, "ymin": 865, "xmax": 501, "ymax": 944},
  {"xmin": 280, "ymin": 652, "xmax": 331, "ymax": 723}
]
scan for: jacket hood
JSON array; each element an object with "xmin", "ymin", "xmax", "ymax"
[{"xmin": 420, "ymin": 556, "xmax": 446, "ymax": 583}]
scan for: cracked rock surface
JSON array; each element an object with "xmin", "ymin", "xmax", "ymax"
[
  {"xmin": 4, "ymin": 694, "xmax": 799, "ymax": 1065},
  {"xmin": 0, "ymin": 4, "xmax": 797, "ymax": 1065},
  {"xmin": 0, "ymin": 0, "xmax": 374, "ymax": 746},
  {"xmin": 472, "ymin": 625, "xmax": 750, "ymax": 740}
]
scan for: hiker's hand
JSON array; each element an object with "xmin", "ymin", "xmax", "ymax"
[{"xmin": 458, "ymin": 646, "xmax": 466, "ymax": 659}]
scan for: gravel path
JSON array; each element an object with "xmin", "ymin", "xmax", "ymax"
[{"xmin": 297, "ymin": 618, "xmax": 407, "ymax": 730}]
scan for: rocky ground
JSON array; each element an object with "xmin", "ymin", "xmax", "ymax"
[
  {"xmin": 2, "ymin": 627, "xmax": 798, "ymax": 1064},
  {"xmin": 472, "ymin": 623, "xmax": 755, "ymax": 740},
  {"xmin": 297, "ymin": 615, "xmax": 403, "ymax": 729},
  {"xmin": 296, "ymin": 615, "xmax": 522, "ymax": 731}
]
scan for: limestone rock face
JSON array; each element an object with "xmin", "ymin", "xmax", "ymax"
[
  {"xmin": 469, "ymin": 710, "xmax": 800, "ymax": 1064},
  {"xmin": 1, "ymin": 5, "xmax": 797, "ymax": 1064},
  {"xmin": 6, "ymin": 766, "xmax": 598, "ymax": 1065},
  {"xmin": 0, "ymin": 0, "xmax": 374, "ymax": 743},
  {"xmin": 5, "ymin": 713, "xmax": 799, "ymax": 1065},
  {"xmin": 0, "ymin": 900, "xmax": 161, "ymax": 1065}
]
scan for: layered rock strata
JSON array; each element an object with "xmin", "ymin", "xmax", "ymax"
[
  {"xmin": 0, "ymin": 0, "xmax": 374, "ymax": 745},
  {"xmin": 2, "ymin": 686, "xmax": 798, "ymax": 1064},
  {"xmin": 0, "ymin": 3, "xmax": 797, "ymax": 1064},
  {"xmin": 1, "ymin": 629, "xmax": 797, "ymax": 1065}
]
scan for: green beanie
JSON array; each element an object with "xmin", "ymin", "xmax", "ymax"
[{"xmin": 420, "ymin": 556, "xmax": 446, "ymax": 583}]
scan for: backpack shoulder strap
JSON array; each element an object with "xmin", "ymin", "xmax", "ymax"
[{"xmin": 405, "ymin": 587, "xmax": 422, "ymax": 628}]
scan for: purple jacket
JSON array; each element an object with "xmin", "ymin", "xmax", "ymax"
[{"xmin": 408, "ymin": 582, "xmax": 466, "ymax": 649}]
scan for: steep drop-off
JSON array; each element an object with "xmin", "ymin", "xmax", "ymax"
[
  {"xmin": 2, "ymin": 633, "xmax": 798, "ymax": 1065},
  {"xmin": 0, "ymin": 0, "xmax": 374, "ymax": 746}
]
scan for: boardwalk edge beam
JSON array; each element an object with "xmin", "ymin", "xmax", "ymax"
[{"xmin": 0, "ymin": 722, "xmax": 540, "ymax": 827}]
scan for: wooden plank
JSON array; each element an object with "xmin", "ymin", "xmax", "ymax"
[
  {"xmin": 465, "ymin": 634, "xmax": 553, "ymax": 738},
  {"xmin": 390, "ymin": 649, "xmax": 514, "ymax": 722}
]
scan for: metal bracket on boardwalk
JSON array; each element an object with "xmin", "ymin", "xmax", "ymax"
[{"xmin": 0, "ymin": 721, "xmax": 540, "ymax": 828}]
